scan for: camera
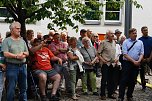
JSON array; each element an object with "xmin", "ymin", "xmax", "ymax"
[{"xmin": 46, "ymin": 40, "xmax": 52, "ymax": 44}]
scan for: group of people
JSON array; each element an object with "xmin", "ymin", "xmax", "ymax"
[{"xmin": 0, "ymin": 21, "xmax": 151, "ymax": 101}]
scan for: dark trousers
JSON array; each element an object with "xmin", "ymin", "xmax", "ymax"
[
  {"xmin": 118, "ymin": 61, "xmax": 139, "ymax": 99},
  {"xmin": 139, "ymin": 62, "xmax": 147, "ymax": 89},
  {"xmin": 113, "ymin": 65, "xmax": 121, "ymax": 91},
  {"xmin": 100, "ymin": 64, "xmax": 115, "ymax": 96}
]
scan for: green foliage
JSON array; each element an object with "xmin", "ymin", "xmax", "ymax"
[
  {"xmin": 0, "ymin": 0, "xmax": 142, "ymax": 33},
  {"xmin": 130, "ymin": 0, "xmax": 143, "ymax": 9}
]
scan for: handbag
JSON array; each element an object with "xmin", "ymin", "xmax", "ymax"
[{"xmin": 119, "ymin": 40, "xmax": 137, "ymax": 63}]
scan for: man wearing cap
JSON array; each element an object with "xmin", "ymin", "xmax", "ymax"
[{"xmin": 115, "ymin": 29, "xmax": 122, "ymax": 44}]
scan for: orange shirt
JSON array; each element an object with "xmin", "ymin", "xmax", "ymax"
[{"xmin": 33, "ymin": 47, "xmax": 54, "ymax": 70}]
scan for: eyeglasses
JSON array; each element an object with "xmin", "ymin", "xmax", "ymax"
[
  {"xmin": 94, "ymin": 36, "xmax": 98, "ymax": 37},
  {"xmin": 132, "ymin": 31, "xmax": 137, "ymax": 34}
]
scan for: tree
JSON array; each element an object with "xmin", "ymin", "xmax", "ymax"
[
  {"xmin": 0, "ymin": 0, "xmax": 101, "ymax": 39},
  {"xmin": 0, "ymin": 0, "xmax": 142, "ymax": 40}
]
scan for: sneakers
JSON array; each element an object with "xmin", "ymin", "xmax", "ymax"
[
  {"xmin": 41, "ymin": 95, "xmax": 48, "ymax": 101},
  {"xmin": 72, "ymin": 94, "xmax": 79, "ymax": 100},
  {"xmin": 50, "ymin": 95, "xmax": 60, "ymax": 101},
  {"xmin": 108, "ymin": 95, "xmax": 116, "ymax": 99}
]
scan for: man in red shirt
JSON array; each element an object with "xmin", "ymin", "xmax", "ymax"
[{"xmin": 31, "ymin": 38, "xmax": 62, "ymax": 101}]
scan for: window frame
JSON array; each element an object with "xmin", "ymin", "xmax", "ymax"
[
  {"xmin": 84, "ymin": 0, "xmax": 101, "ymax": 25},
  {"xmin": 0, "ymin": 7, "xmax": 13, "ymax": 22},
  {"xmin": 103, "ymin": 0, "xmax": 122, "ymax": 25}
]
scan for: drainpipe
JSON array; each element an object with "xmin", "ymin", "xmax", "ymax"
[{"xmin": 124, "ymin": 0, "xmax": 132, "ymax": 38}]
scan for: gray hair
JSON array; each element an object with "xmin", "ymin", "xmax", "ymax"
[
  {"xmin": 9, "ymin": 21, "xmax": 21, "ymax": 31},
  {"xmin": 105, "ymin": 30, "xmax": 113, "ymax": 39},
  {"xmin": 82, "ymin": 37, "xmax": 90, "ymax": 44}
]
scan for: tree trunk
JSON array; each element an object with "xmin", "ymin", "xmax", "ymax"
[{"xmin": 18, "ymin": 9, "xmax": 27, "ymax": 43}]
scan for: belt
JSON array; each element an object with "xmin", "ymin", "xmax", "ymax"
[{"xmin": 6, "ymin": 62, "xmax": 26, "ymax": 67}]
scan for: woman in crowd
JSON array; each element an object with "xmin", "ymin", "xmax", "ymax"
[
  {"xmin": 80, "ymin": 37, "xmax": 98, "ymax": 95},
  {"xmin": 67, "ymin": 37, "xmax": 84, "ymax": 100},
  {"xmin": 91, "ymin": 33, "xmax": 101, "ymax": 77}
]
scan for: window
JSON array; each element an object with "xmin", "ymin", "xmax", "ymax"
[
  {"xmin": 84, "ymin": 0, "xmax": 101, "ymax": 25},
  {"xmin": 0, "ymin": 7, "xmax": 12, "ymax": 21},
  {"xmin": 104, "ymin": 0, "xmax": 122, "ymax": 25}
]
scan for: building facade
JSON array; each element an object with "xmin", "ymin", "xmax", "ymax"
[{"xmin": 0, "ymin": 0, "xmax": 151, "ymax": 39}]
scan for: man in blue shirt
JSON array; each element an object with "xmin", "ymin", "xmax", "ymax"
[
  {"xmin": 77, "ymin": 29, "xmax": 92, "ymax": 49},
  {"xmin": 138, "ymin": 26, "xmax": 152, "ymax": 91},
  {"xmin": 118, "ymin": 28, "xmax": 144, "ymax": 101}
]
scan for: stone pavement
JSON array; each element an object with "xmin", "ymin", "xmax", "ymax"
[
  {"xmin": 14, "ymin": 75, "xmax": 152, "ymax": 101},
  {"xmin": 59, "ymin": 76, "xmax": 152, "ymax": 101}
]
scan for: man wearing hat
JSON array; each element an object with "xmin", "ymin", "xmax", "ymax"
[{"xmin": 115, "ymin": 29, "xmax": 122, "ymax": 44}]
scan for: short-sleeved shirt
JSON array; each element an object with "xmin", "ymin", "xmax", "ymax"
[
  {"xmin": 67, "ymin": 47, "xmax": 79, "ymax": 70},
  {"xmin": 2, "ymin": 37, "xmax": 28, "ymax": 64},
  {"xmin": 49, "ymin": 41, "xmax": 68, "ymax": 62},
  {"xmin": 139, "ymin": 36, "xmax": 152, "ymax": 58},
  {"xmin": 98, "ymin": 40, "xmax": 116, "ymax": 62},
  {"xmin": 122, "ymin": 38, "xmax": 144, "ymax": 61},
  {"xmin": 33, "ymin": 47, "xmax": 54, "ymax": 70}
]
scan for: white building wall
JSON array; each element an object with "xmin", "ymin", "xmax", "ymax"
[{"xmin": 132, "ymin": 0, "xmax": 152, "ymax": 38}]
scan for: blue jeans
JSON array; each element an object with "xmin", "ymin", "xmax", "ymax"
[
  {"xmin": 6, "ymin": 63, "xmax": 27, "ymax": 101},
  {"xmin": 0, "ymin": 71, "xmax": 4, "ymax": 100}
]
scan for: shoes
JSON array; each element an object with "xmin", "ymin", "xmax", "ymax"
[
  {"xmin": 108, "ymin": 95, "xmax": 116, "ymax": 99},
  {"xmin": 114, "ymin": 90, "xmax": 119, "ymax": 94},
  {"xmin": 82, "ymin": 92, "xmax": 88, "ymax": 95},
  {"xmin": 72, "ymin": 94, "xmax": 78, "ymax": 100},
  {"xmin": 66, "ymin": 90, "xmax": 72, "ymax": 96},
  {"xmin": 93, "ymin": 92, "xmax": 99, "ymax": 96},
  {"xmin": 117, "ymin": 98, "xmax": 123, "ymax": 101},
  {"xmin": 50, "ymin": 95, "xmax": 60, "ymax": 101},
  {"xmin": 96, "ymin": 73, "xmax": 102, "ymax": 77},
  {"xmin": 142, "ymin": 88, "xmax": 146, "ymax": 92},
  {"xmin": 41, "ymin": 95, "xmax": 48, "ymax": 101},
  {"xmin": 56, "ymin": 89, "xmax": 61, "ymax": 97},
  {"xmin": 76, "ymin": 94, "xmax": 80, "ymax": 97},
  {"xmin": 127, "ymin": 97, "xmax": 134, "ymax": 101},
  {"xmin": 101, "ymin": 96, "xmax": 106, "ymax": 100}
]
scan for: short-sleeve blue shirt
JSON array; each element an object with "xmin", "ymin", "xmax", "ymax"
[{"xmin": 122, "ymin": 38, "xmax": 144, "ymax": 61}]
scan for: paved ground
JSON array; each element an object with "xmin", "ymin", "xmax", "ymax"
[
  {"xmin": 59, "ymin": 75, "xmax": 152, "ymax": 101},
  {"xmin": 12, "ymin": 75, "xmax": 152, "ymax": 101}
]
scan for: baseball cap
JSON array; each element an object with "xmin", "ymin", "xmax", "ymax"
[{"xmin": 115, "ymin": 29, "xmax": 122, "ymax": 34}]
